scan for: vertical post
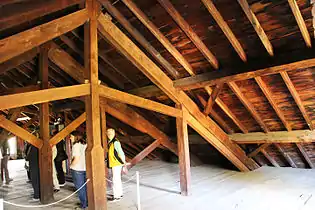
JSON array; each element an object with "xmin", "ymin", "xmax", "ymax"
[
  {"xmin": 136, "ymin": 171, "xmax": 141, "ymax": 210},
  {"xmin": 39, "ymin": 43, "xmax": 54, "ymax": 203},
  {"xmin": 176, "ymin": 104, "xmax": 191, "ymax": 196},
  {"xmin": 100, "ymin": 102, "xmax": 107, "ymax": 153},
  {"xmin": 64, "ymin": 112, "xmax": 72, "ymax": 175},
  {"xmin": 84, "ymin": 0, "xmax": 107, "ymax": 209}
]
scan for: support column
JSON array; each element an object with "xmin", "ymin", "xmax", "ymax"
[
  {"xmin": 39, "ymin": 44, "xmax": 54, "ymax": 203},
  {"xmin": 176, "ymin": 104, "xmax": 191, "ymax": 196},
  {"xmin": 84, "ymin": 0, "xmax": 107, "ymax": 209}
]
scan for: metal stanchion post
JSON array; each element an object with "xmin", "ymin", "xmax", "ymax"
[{"xmin": 136, "ymin": 171, "xmax": 141, "ymax": 210}]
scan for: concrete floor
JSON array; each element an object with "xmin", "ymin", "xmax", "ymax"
[{"xmin": 2, "ymin": 159, "xmax": 315, "ymax": 210}]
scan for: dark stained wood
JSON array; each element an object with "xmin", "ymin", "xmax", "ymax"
[
  {"xmin": 100, "ymin": 0, "xmax": 180, "ymax": 79},
  {"xmin": 176, "ymin": 104, "xmax": 191, "ymax": 196},
  {"xmin": 98, "ymin": 13, "xmax": 257, "ymax": 171},
  {"xmin": 280, "ymin": 71, "xmax": 314, "ymax": 130},
  {"xmin": 204, "ymin": 84, "xmax": 223, "ymax": 115},
  {"xmin": 261, "ymin": 149, "xmax": 280, "ymax": 167},
  {"xmin": 157, "ymin": 0, "xmax": 219, "ymax": 69},
  {"xmin": 0, "ymin": 48, "xmax": 39, "ymax": 75},
  {"xmin": 84, "ymin": 0, "xmax": 107, "ymax": 208},
  {"xmin": 247, "ymin": 143, "xmax": 271, "ymax": 158},
  {"xmin": 296, "ymin": 143, "xmax": 314, "ymax": 168},
  {"xmin": 228, "ymin": 81, "xmax": 269, "ymax": 132},
  {"xmin": 49, "ymin": 112, "xmax": 86, "ymax": 146},
  {"xmin": 0, "ymin": 0, "xmax": 83, "ymax": 32},
  {"xmin": 0, "ymin": 9, "xmax": 88, "ymax": 63},
  {"xmin": 255, "ymin": 76, "xmax": 291, "ymax": 131},
  {"xmin": 201, "ymin": 0, "xmax": 246, "ymax": 62},
  {"xmin": 237, "ymin": 0, "xmax": 273, "ymax": 56},
  {"xmin": 274, "ymin": 143, "xmax": 297, "ymax": 168},
  {"xmin": 121, "ymin": 0, "xmax": 195, "ymax": 75},
  {"xmin": 38, "ymin": 44, "xmax": 54, "ymax": 203},
  {"xmin": 0, "ymin": 84, "xmax": 40, "ymax": 96}
]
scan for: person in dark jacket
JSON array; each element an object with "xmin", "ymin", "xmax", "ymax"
[
  {"xmin": 54, "ymin": 139, "xmax": 67, "ymax": 186},
  {"xmin": 28, "ymin": 144, "xmax": 40, "ymax": 202}
]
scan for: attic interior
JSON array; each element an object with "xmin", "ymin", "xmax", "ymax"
[{"xmin": 0, "ymin": 0, "xmax": 315, "ymax": 209}]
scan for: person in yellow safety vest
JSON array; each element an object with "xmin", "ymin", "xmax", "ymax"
[{"xmin": 107, "ymin": 128, "xmax": 126, "ymax": 202}]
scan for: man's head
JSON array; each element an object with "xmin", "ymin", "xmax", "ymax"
[
  {"xmin": 107, "ymin": 128, "xmax": 115, "ymax": 140},
  {"xmin": 70, "ymin": 131, "xmax": 83, "ymax": 143}
]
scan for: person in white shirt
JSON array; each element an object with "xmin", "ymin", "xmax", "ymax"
[{"xmin": 70, "ymin": 131, "xmax": 87, "ymax": 210}]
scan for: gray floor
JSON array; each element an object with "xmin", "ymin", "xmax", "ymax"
[{"xmin": 2, "ymin": 159, "xmax": 315, "ymax": 210}]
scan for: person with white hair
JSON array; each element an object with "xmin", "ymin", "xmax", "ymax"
[{"xmin": 107, "ymin": 128, "xmax": 126, "ymax": 202}]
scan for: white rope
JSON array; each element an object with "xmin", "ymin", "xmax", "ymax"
[
  {"xmin": 3, "ymin": 179, "xmax": 90, "ymax": 208},
  {"xmin": 106, "ymin": 174, "xmax": 137, "ymax": 184}
]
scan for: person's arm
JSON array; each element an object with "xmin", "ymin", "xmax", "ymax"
[{"xmin": 114, "ymin": 141, "xmax": 126, "ymax": 164}]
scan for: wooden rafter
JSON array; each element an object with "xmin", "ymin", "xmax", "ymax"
[
  {"xmin": 0, "ymin": 84, "xmax": 90, "ymax": 111},
  {"xmin": 231, "ymin": 130, "xmax": 315, "ymax": 144},
  {"xmin": 121, "ymin": 0, "xmax": 195, "ymax": 75},
  {"xmin": 0, "ymin": 115, "xmax": 42, "ymax": 148},
  {"xmin": 0, "ymin": 85, "xmax": 40, "ymax": 96},
  {"xmin": 287, "ymin": 0, "xmax": 311, "ymax": 47},
  {"xmin": 204, "ymin": 84, "xmax": 223, "ymax": 115},
  {"xmin": 228, "ymin": 82, "xmax": 269, "ymax": 132},
  {"xmin": 280, "ymin": 71, "xmax": 313, "ymax": 130},
  {"xmin": 0, "ymin": 9, "xmax": 88, "ymax": 63},
  {"xmin": 97, "ymin": 12, "xmax": 257, "ymax": 171},
  {"xmin": 99, "ymin": 0, "xmax": 180, "ymax": 79},
  {"xmin": 49, "ymin": 112, "xmax": 86, "ymax": 146},
  {"xmin": 274, "ymin": 143, "xmax": 297, "ymax": 168},
  {"xmin": 99, "ymin": 85, "xmax": 182, "ymax": 118},
  {"xmin": 201, "ymin": 0, "xmax": 246, "ymax": 61},
  {"xmin": 237, "ymin": 0, "xmax": 273, "ymax": 56},
  {"xmin": 255, "ymin": 76, "xmax": 291, "ymax": 131},
  {"xmin": 130, "ymin": 57, "xmax": 315, "ymax": 93},
  {"xmin": 157, "ymin": 0, "xmax": 219, "ymax": 69},
  {"xmin": 296, "ymin": 143, "xmax": 314, "ymax": 168},
  {"xmin": 247, "ymin": 143, "xmax": 271, "ymax": 158},
  {"xmin": 261, "ymin": 149, "xmax": 280, "ymax": 167}
]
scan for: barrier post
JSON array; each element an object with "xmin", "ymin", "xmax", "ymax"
[
  {"xmin": 136, "ymin": 171, "xmax": 141, "ymax": 210},
  {"xmin": 0, "ymin": 198, "xmax": 3, "ymax": 210}
]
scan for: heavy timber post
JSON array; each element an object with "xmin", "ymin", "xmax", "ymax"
[
  {"xmin": 39, "ymin": 43, "xmax": 54, "ymax": 203},
  {"xmin": 176, "ymin": 104, "xmax": 191, "ymax": 196},
  {"xmin": 84, "ymin": 0, "xmax": 107, "ymax": 209}
]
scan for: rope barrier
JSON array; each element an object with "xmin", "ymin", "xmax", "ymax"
[
  {"xmin": 2, "ymin": 179, "xmax": 90, "ymax": 208},
  {"xmin": 106, "ymin": 173, "xmax": 138, "ymax": 184}
]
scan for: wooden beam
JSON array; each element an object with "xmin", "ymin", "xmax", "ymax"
[
  {"xmin": 0, "ymin": 84, "xmax": 90, "ymax": 111},
  {"xmin": 255, "ymin": 76, "xmax": 291, "ymax": 131},
  {"xmin": 176, "ymin": 104, "xmax": 191, "ymax": 196},
  {"xmin": 247, "ymin": 143, "xmax": 271, "ymax": 158},
  {"xmin": 228, "ymin": 82, "xmax": 269, "ymax": 132},
  {"xmin": 128, "ymin": 139, "xmax": 161, "ymax": 167},
  {"xmin": 274, "ymin": 143, "xmax": 297, "ymax": 168},
  {"xmin": 99, "ymin": 85, "xmax": 182, "ymax": 117},
  {"xmin": 99, "ymin": 0, "xmax": 180, "ymax": 79},
  {"xmin": 0, "ymin": 48, "xmax": 39, "ymax": 75},
  {"xmin": 0, "ymin": 0, "xmax": 83, "ymax": 32},
  {"xmin": 204, "ymin": 84, "xmax": 223, "ymax": 115},
  {"xmin": 130, "ymin": 57, "xmax": 315, "ymax": 93},
  {"xmin": 280, "ymin": 71, "xmax": 313, "ymax": 130},
  {"xmin": 0, "ymin": 115, "xmax": 43, "ymax": 148},
  {"xmin": 157, "ymin": 0, "xmax": 219, "ymax": 69},
  {"xmin": 237, "ymin": 0, "xmax": 273, "ymax": 56},
  {"xmin": 231, "ymin": 130, "xmax": 315, "ymax": 144},
  {"xmin": 288, "ymin": 0, "xmax": 311, "ymax": 47},
  {"xmin": 49, "ymin": 112, "xmax": 86, "ymax": 146},
  {"xmin": 0, "ymin": 9, "xmax": 88, "ymax": 63},
  {"xmin": 261, "ymin": 149, "xmax": 280, "ymax": 167},
  {"xmin": 296, "ymin": 143, "xmax": 314, "ymax": 168},
  {"xmin": 38, "ymin": 44, "xmax": 54, "ymax": 203},
  {"xmin": 84, "ymin": 1, "xmax": 106, "ymax": 208},
  {"xmin": 201, "ymin": 0, "xmax": 246, "ymax": 61},
  {"xmin": 98, "ymin": 13, "xmax": 257, "ymax": 171},
  {"xmin": 120, "ymin": 0, "xmax": 195, "ymax": 75}
]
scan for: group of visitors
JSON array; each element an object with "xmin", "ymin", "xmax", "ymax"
[{"xmin": 71, "ymin": 128, "xmax": 127, "ymax": 210}]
